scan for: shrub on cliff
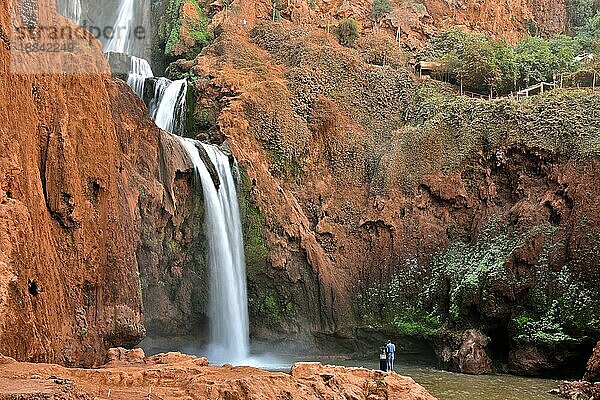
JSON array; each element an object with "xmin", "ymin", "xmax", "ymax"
[
  {"xmin": 335, "ymin": 18, "xmax": 360, "ymax": 47},
  {"xmin": 164, "ymin": 0, "xmax": 213, "ymax": 60}
]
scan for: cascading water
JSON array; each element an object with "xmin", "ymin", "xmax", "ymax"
[
  {"xmin": 104, "ymin": 0, "xmax": 137, "ymax": 54},
  {"xmin": 152, "ymin": 79, "xmax": 188, "ymax": 134},
  {"xmin": 127, "ymin": 56, "xmax": 154, "ymax": 98},
  {"xmin": 56, "ymin": 0, "xmax": 81, "ymax": 23},
  {"xmin": 176, "ymin": 137, "xmax": 250, "ymax": 364}
]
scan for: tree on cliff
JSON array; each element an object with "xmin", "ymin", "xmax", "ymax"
[
  {"xmin": 515, "ymin": 35, "xmax": 580, "ymax": 87},
  {"xmin": 372, "ymin": 0, "xmax": 393, "ymax": 23},
  {"xmin": 440, "ymin": 33, "xmax": 516, "ymax": 96}
]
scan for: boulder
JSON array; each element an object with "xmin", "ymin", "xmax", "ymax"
[
  {"xmin": 105, "ymin": 347, "xmax": 146, "ymax": 366},
  {"xmin": 437, "ymin": 329, "xmax": 493, "ymax": 375},
  {"xmin": 508, "ymin": 347, "xmax": 553, "ymax": 376}
]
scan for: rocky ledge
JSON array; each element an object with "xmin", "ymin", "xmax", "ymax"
[{"xmin": 0, "ymin": 349, "xmax": 436, "ymax": 400}]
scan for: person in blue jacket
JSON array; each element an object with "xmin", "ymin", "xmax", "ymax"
[{"xmin": 385, "ymin": 340, "xmax": 396, "ymax": 372}]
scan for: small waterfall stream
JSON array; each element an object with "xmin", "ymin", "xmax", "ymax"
[
  {"xmin": 127, "ymin": 57, "xmax": 154, "ymax": 99},
  {"xmin": 176, "ymin": 138, "xmax": 250, "ymax": 364},
  {"xmin": 152, "ymin": 79, "xmax": 188, "ymax": 134},
  {"xmin": 104, "ymin": 0, "xmax": 137, "ymax": 55}
]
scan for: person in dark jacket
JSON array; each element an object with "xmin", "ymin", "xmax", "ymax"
[{"xmin": 379, "ymin": 346, "xmax": 388, "ymax": 371}]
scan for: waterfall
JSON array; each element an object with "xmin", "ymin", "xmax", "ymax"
[
  {"xmin": 56, "ymin": 0, "xmax": 81, "ymax": 23},
  {"xmin": 152, "ymin": 79, "xmax": 188, "ymax": 134},
  {"xmin": 127, "ymin": 56, "xmax": 154, "ymax": 98},
  {"xmin": 176, "ymin": 137, "xmax": 250, "ymax": 364},
  {"xmin": 104, "ymin": 0, "xmax": 136, "ymax": 54}
]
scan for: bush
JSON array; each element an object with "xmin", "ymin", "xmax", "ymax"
[
  {"xmin": 355, "ymin": 33, "xmax": 408, "ymax": 68},
  {"xmin": 335, "ymin": 18, "xmax": 360, "ymax": 47},
  {"xmin": 394, "ymin": 307, "xmax": 442, "ymax": 337}
]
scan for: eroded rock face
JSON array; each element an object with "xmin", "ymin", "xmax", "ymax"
[
  {"xmin": 215, "ymin": 0, "xmax": 567, "ymax": 47},
  {"xmin": 182, "ymin": 22, "xmax": 600, "ymax": 374}
]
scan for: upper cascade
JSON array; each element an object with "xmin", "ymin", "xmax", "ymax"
[{"xmin": 104, "ymin": 0, "xmax": 138, "ymax": 55}]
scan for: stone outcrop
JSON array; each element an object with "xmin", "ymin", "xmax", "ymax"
[
  {"xmin": 0, "ymin": 353, "xmax": 437, "ymax": 400},
  {"xmin": 554, "ymin": 342, "xmax": 600, "ymax": 399},
  {"xmin": 556, "ymin": 380, "xmax": 600, "ymax": 400}
]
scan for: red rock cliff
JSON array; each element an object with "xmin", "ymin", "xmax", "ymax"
[{"xmin": 0, "ymin": 0, "xmax": 196, "ymax": 366}]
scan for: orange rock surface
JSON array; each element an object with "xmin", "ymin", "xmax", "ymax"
[
  {"xmin": 213, "ymin": 0, "xmax": 567, "ymax": 47},
  {"xmin": 0, "ymin": 352, "xmax": 437, "ymax": 399}
]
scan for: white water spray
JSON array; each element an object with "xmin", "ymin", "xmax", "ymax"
[
  {"xmin": 176, "ymin": 137, "xmax": 250, "ymax": 364},
  {"xmin": 127, "ymin": 56, "xmax": 154, "ymax": 98},
  {"xmin": 56, "ymin": 0, "xmax": 81, "ymax": 23},
  {"xmin": 152, "ymin": 79, "xmax": 188, "ymax": 134}
]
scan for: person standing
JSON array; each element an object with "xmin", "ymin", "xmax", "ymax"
[
  {"xmin": 385, "ymin": 340, "xmax": 396, "ymax": 372},
  {"xmin": 379, "ymin": 346, "xmax": 388, "ymax": 371}
]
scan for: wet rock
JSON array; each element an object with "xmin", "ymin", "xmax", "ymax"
[
  {"xmin": 557, "ymin": 380, "xmax": 600, "ymax": 400},
  {"xmin": 509, "ymin": 347, "xmax": 554, "ymax": 376},
  {"xmin": 584, "ymin": 341, "xmax": 600, "ymax": 383},
  {"xmin": 456, "ymin": 330, "xmax": 494, "ymax": 375},
  {"xmin": 436, "ymin": 330, "xmax": 493, "ymax": 375}
]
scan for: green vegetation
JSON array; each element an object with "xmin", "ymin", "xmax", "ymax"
[
  {"xmin": 335, "ymin": 18, "xmax": 360, "ymax": 47},
  {"xmin": 566, "ymin": 0, "xmax": 598, "ymax": 31},
  {"xmin": 164, "ymin": 0, "xmax": 213, "ymax": 59},
  {"xmin": 394, "ymin": 307, "xmax": 442, "ymax": 337},
  {"xmin": 421, "ymin": 23, "xmax": 599, "ymax": 95},
  {"xmin": 515, "ymin": 35, "xmax": 580, "ymax": 87},
  {"xmin": 371, "ymin": 0, "xmax": 392, "ymax": 22},
  {"xmin": 355, "ymin": 214, "xmax": 600, "ymax": 347}
]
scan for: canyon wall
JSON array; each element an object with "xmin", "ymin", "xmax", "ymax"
[{"xmin": 0, "ymin": 0, "xmax": 593, "ymax": 378}]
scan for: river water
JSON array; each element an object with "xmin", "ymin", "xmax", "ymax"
[
  {"xmin": 307, "ymin": 359, "xmax": 558, "ymax": 400},
  {"xmin": 362, "ymin": 362, "xmax": 556, "ymax": 400}
]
